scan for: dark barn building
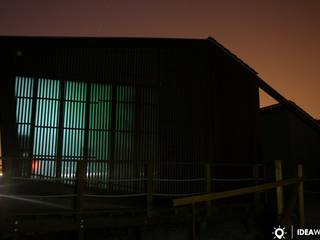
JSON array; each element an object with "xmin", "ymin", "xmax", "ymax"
[
  {"xmin": 261, "ymin": 103, "xmax": 320, "ymax": 190},
  {"xmin": 0, "ymin": 37, "xmax": 260, "ymax": 192},
  {"xmin": 2, "ymin": 36, "xmax": 311, "ymax": 238},
  {"xmin": 0, "ymin": 36, "xmax": 262, "ymax": 238}
]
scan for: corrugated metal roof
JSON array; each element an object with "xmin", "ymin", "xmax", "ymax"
[
  {"xmin": 207, "ymin": 37, "xmax": 258, "ymax": 74},
  {"xmin": 260, "ymin": 101, "xmax": 320, "ymax": 136}
]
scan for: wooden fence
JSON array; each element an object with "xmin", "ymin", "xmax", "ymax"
[{"xmin": 173, "ymin": 160, "xmax": 305, "ymax": 240}]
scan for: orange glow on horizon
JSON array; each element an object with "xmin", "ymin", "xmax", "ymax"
[{"xmin": 1, "ymin": 0, "xmax": 320, "ymax": 118}]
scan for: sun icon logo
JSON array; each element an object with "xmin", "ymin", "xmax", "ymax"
[{"xmin": 272, "ymin": 226, "xmax": 287, "ymax": 239}]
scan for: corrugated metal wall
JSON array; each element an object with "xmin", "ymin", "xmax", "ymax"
[{"xmin": 1, "ymin": 38, "xmax": 259, "ymax": 197}]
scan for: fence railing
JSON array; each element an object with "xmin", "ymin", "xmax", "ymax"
[
  {"xmin": 1, "ymin": 157, "xmax": 265, "ymax": 194},
  {"xmin": 1, "ymin": 159, "xmax": 305, "ymax": 240},
  {"xmin": 1, "ymin": 158, "xmax": 267, "ymax": 221},
  {"xmin": 173, "ymin": 160, "xmax": 305, "ymax": 240}
]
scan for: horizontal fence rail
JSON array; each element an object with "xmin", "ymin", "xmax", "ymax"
[
  {"xmin": 173, "ymin": 177, "xmax": 302, "ymax": 207},
  {"xmin": 2, "ymin": 157, "xmax": 265, "ymax": 196}
]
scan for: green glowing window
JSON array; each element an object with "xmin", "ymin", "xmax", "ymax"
[
  {"xmin": 87, "ymin": 83, "xmax": 112, "ymax": 187},
  {"xmin": 33, "ymin": 78, "xmax": 60, "ymax": 178},
  {"xmin": 15, "ymin": 77, "xmax": 138, "ymax": 185},
  {"xmin": 61, "ymin": 81, "xmax": 87, "ymax": 179},
  {"xmin": 15, "ymin": 77, "xmax": 34, "ymax": 177}
]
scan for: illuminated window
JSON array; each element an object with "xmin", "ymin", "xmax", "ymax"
[
  {"xmin": 15, "ymin": 77, "xmax": 34, "ymax": 177},
  {"xmin": 15, "ymin": 76, "xmax": 160, "ymax": 193},
  {"xmin": 33, "ymin": 78, "xmax": 60, "ymax": 178},
  {"xmin": 15, "ymin": 77, "xmax": 138, "ymax": 187},
  {"xmin": 87, "ymin": 83, "xmax": 112, "ymax": 188},
  {"xmin": 61, "ymin": 81, "xmax": 87, "ymax": 181}
]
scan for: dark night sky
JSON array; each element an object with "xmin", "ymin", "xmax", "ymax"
[{"xmin": 1, "ymin": 0, "xmax": 320, "ymax": 118}]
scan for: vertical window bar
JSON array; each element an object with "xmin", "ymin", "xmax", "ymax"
[
  {"xmin": 134, "ymin": 88, "xmax": 141, "ymax": 192},
  {"xmin": 83, "ymin": 82, "xmax": 90, "ymax": 181},
  {"xmin": 108, "ymin": 84, "xmax": 117, "ymax": 192},
  {"xmin": 56, "ymin": 81, "xmax": 65, "ymax": 179}
]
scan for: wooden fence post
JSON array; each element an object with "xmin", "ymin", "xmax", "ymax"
[
  {"xmin": 147, "ymin": 162, "xmax": 153, "ymax": 218},
  {"xmin": 75, "ymin": 160, "xmax": 85, "ymax": 211},
  {"xmin": 263, "ymin": 164, "xmax": 268, "ymax": 204},
  {"xmin": 253, "ymin": 164, "xmax": 260, "ymax": 206},
  {"xmin": 192, "ymin": 203, "xmax": 197, "ymax": 240},
  {"xmin": 0, "ymin": 157, "xmax": 11, "ymax": 228},
  {"xmin": 298, "ymin": 164, "xmax": 305, "ymax": 228},
  {"xmin": 205, "ymin": 163, "xmax": 211, "ymax": 216},
  {"xmin": 275, "ymin": 160, "xmax": 284, "ymax": 221},
  {"xmin": 75, "ymin": 160, "xmax": 85, "ymax": 240}
]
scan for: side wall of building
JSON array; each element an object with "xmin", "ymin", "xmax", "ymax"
[{"xmin": 261, "ymin": 107, "xmax": 320, "ymax": 186}]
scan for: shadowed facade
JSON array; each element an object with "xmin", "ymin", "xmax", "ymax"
[{"xmin": 0, "ymin": 37, "xmax": 260, "ymax": 196}]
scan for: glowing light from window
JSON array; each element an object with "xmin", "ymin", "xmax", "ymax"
[{"xmin": 31, "ymin": 159, "xmax": 39, "ymax": 172}]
